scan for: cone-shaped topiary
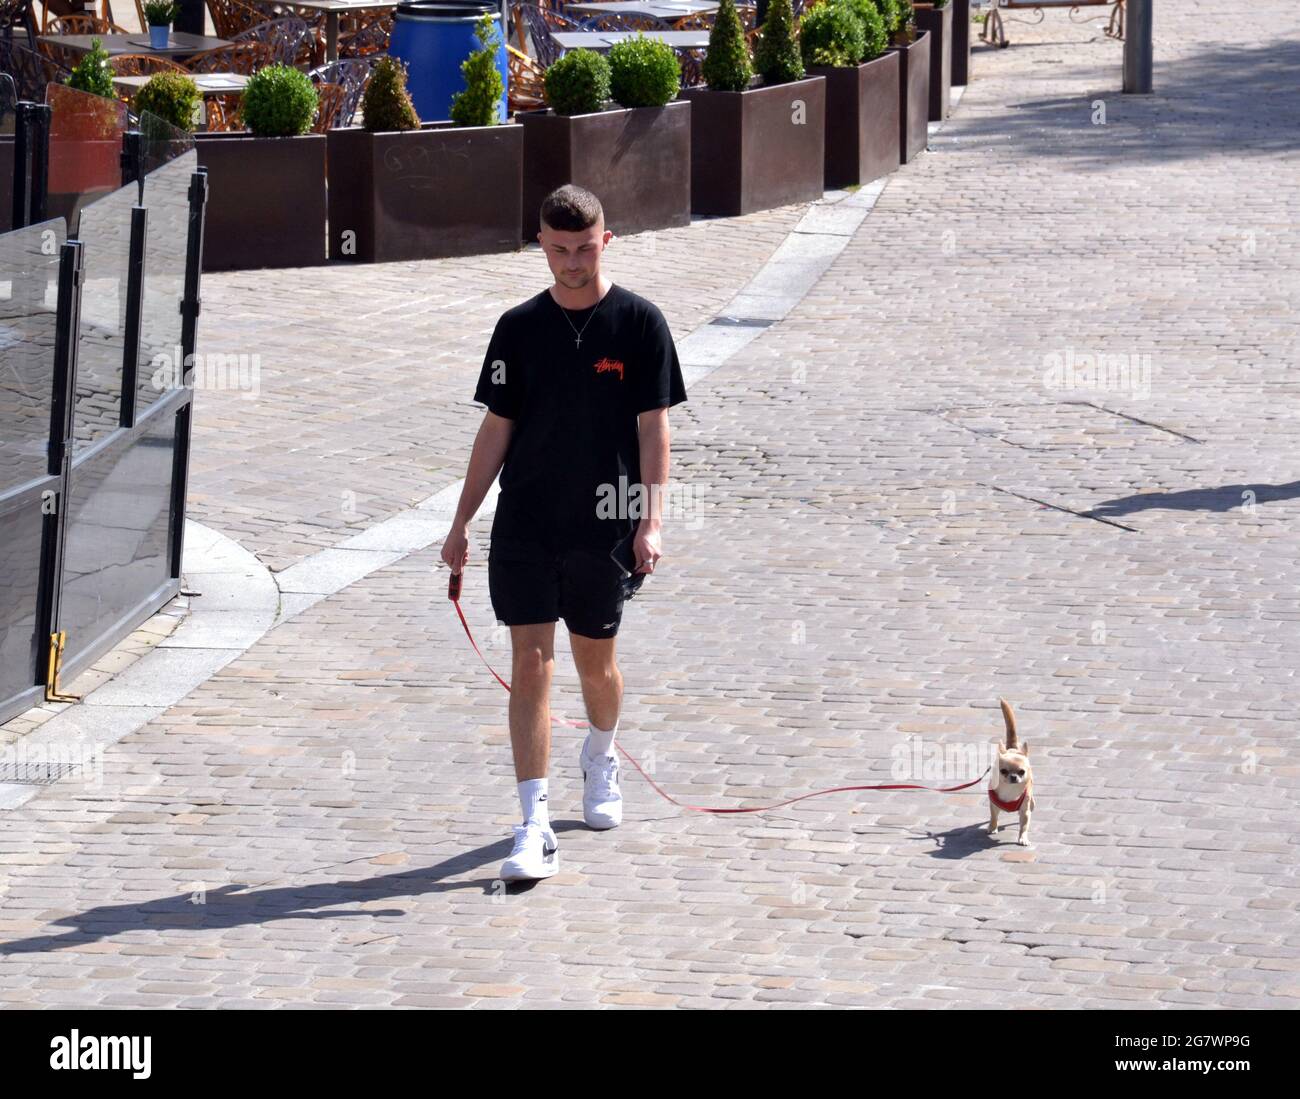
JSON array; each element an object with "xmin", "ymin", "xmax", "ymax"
[
  {"xmin": 544, "ymin": 48, "xmax": 611, "ymax": 116},
  {"xmin": 133, "ymin": 71, "xmax": 201, "ymax": 132},
  {"xmin": 702, "ymin": 0, "xmax": 753, "ymax": 92},
  {"xmin": 800, "ymin": 0, "xmax": 866, "ymax": 67},
  {"xmin": 242, "ymin": 63, "xmax": 318, "ymax": 136},
  {"xmin": 608, "ymin": 34, "xmax": 680, "ymax": 107},
  {"xmin": 66, "ymin": 38, "xmax": 115, "ymax": 99},
  {"xmin": 450, "ymin": 13, "xmax": 504, "ymax": 126},
  {"xmin": 362, "ymin": 55, "xmax": 421, "ymax": 131},
  {"xmin": 839, "ymin": 0, "xmax": 889, "ymax": 60},
  {"xmin": 754, "ymin": 0, "xmax": 804, "ymax": 85}
]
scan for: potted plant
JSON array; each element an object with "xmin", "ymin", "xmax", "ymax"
[
  {"xmin": 196, "ymin": 63, "xmax": 326, "ymax": 271},
  {"xmin": 327, "ymin": 17, "xmax": 524, "ymax": 262},
  {"xmin": 800, "ymin": 0, "xmax": 899, "ymax": 189},
  {"xmin": 884, "ymin": 0, "xmax": 930, "ymax": 163},
  {"xmin": 143, "ymin": 1, "xmax": 179, "ymax": 50},
  {"xmin": 679, "ymin": 0, "xmax": 825, "ymax": 216},
  {"xmin": 519, "ymin": 34, "xmax": 690, "ymax": 240},
  {"xmin": 912, "ymin": 0, "xmax": 951, "ymax": 121},
  {"xmin": 47, "ymin": 40, "xmax": 128, "ymax": 225},
  {"xmin": 132, "ymin": 71, "xmax": 201, "ymax": 132}
]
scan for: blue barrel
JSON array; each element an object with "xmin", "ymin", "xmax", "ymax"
[{"xmin": 389, "ymin": 1, "xmax": 510, "ymax": 124}]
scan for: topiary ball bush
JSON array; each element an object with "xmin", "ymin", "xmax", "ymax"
[
  {"xmin": 133, "ymin": 72, "xmax": 201, "ymax": 133},
  {"xmin": 838, "ymin": 0, "xmax": 889, "ymax": 61},
  {"xmin": 241, "ymin": 63, "xmax": 318, "ymax": 137},
  {"xmin": 800, "ymin": 0, "xmax": 866, "ymax": 68},
  {"xmin": 544, "ymin": 48, "xmax": 611, "ymax": 116},
  {"xmin": 608, "ymin": 34, "xmax": 680, "ymax": 108}
]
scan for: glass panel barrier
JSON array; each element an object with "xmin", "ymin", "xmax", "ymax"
[
  {"xmin": 44, "ymin": 82, "xmax": 128, "ymax": 238},
  {"xmin": 0, "ymin": 217, "xmax": 66, "ymax": 708},
  {"xmin": 136, "ymin": 107, "xmax": 195, "ymax": 417},
  {"xmin": 1, "ymin": 74, "xmax": 16, "ymax": 234}
]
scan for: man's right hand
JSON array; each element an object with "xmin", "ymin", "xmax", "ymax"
[{"xmin": 440, "ymin": 524, "xmax": 470, "ymax": 575}]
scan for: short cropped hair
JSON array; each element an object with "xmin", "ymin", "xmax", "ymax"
[{"xmin": 540, "ymin": 185, "xmax": 604, "ymax": 232}]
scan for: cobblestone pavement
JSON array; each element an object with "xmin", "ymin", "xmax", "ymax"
[{"xmin": 1, "ymin": 2, "xmax": 1298, "ymax": 1008}]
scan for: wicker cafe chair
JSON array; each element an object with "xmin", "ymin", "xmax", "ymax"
[
  {"xmin": 579, "ymin": 13, "xmax": 672, "ymax": 31},
  {"xmin": 109, "ymin": 52, "xmax": 190, "ymax": 76},
  {"xmin": 337, "ymin": 9, "xmax": 392, "ymax": 58},
  {"xmin": 47, "ymin": 14, "xmax": 134, "ymax": 35},
  {"xmin": 231, "ymin": 16, "xmax": 311, "ymax": 66},
  {"xmin": 505, "ymin": 42, "xmax": 545, "ymax": 113},
  {"xmin": 184, "ymin": 40, "xmax": 274, "ymax": 73},
  {"xmin": 1, "ymin": 0, "xmax": 37, "ymax": 49},
  {"xmin": 308, "ymin": 56, "xmax": 374, "ymax": 128},
  {"xmin": 206, "ymin": 0, "xmax": 272, "ymax": 39},
  {"xmin": 204, "ymin": 93, "xmax": 242, "ymax": 131},
  {"xmin": 0, "ymin": 38, "xmax": 70, "ymax": 101},
  {"xmin": 511, "ymin": 3, "xmax": 582, "ymax": 69},
  {"xmin": 676, "ymin": 47, "xmax": 704, "ymax": 89},
  {"xmin": 310, "ymin": 78, "xmax": 344, "ymax": 131}
]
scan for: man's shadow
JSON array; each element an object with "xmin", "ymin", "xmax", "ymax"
[
  {"xmin": 0, "ymin": 821, "xmax": 593, "ymax": 956},
  {"xmin": 1085, "ymin": 481, "xmax": 1300, "ymax": 519}
]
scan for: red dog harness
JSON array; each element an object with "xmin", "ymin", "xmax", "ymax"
[{"xmin": 988, "ymin": 788, "xmax": 1027, "ymax": 812}]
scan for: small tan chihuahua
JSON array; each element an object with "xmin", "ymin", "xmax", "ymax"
[{"xmin": 988, "ymin": 699, "xmax": 1034, "ymax": 846}]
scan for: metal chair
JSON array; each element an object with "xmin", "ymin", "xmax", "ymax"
[
  {"xmin": 1, "ymin": 0, "xmax": 37, "ymax": 49},
  {"xmin": 511, "ymin": 3, "xmax": 583, "ymax": 69},
  {"xmin": 206, "ymin": 0, "xmax": 272, "ymax": 39},
  {"xmin": 0, "ymin": 37, "xmax": 70, "ymax": 101},
  {"xmin": 47, "ymin": 14, "xmax": 134, "ymax": 35},
  {"xmin": 231, "ymin": 16, "xmax": 311, "ymax": 66},
  {"xmin": 579, "ymin": 13, "xmax": 673, "ymax": 31},
  {"xmin": 184, "ymin": 41, "xmax": 274, "ymax": 74},
  {"xmin": 337, "ymin": 9, "xmax": 391, "ymax": 58},
  {"xmin": 307, "ymin": 56, "xmax": 375, "ymax": 127},
  {"xmin": 506, "ymin": 42, "xmax": 546, "ymax": 113},
  {"xmin": 109, "ymin": 53, "xmax": 190, "ymax": 76},
  {"xmin": 310, "ymin": 79, "xmax": 345, "ymax": 131}
]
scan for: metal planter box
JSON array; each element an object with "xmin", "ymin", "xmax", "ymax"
[
  {"xmin": 806, "ymin": 52, "xmax": 900, "ymax": 190},
  {"xmin": 680, "ymin": 76, "xmax": 826, "ymax": 216},
  {"xmin": 915, "ymin": 2, "xmax": 953, "ymax": 120},
  {"xmin": 327, "ymin": 121, "xmax": 523, "ymax": 262},
  {"xmin": 195, "ymin": 132, "xmax": 327, "ymax": 272},
  {"xmin": 519, "ymin": 100, "xmax": 691, "ymax": 241},
  {"xmin": 889, "ymin": 29, "xmax": 931, "ymax": 164}
]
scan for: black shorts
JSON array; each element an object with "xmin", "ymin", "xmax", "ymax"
[{"xmin": 488, "ymin": 532, "xmax": 646, "ymax": 639}]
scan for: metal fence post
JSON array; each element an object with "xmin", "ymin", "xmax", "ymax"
[{"xmin": 1123, "ymin": 0, "xmax": 1153, "ymax": 94}]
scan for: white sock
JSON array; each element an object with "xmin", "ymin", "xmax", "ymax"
[
  {"xmin": 586, "ymin": 721, "xmax": 618, "ymax": 759},
  {"xmin": 519, "ymin": 778, "xmax": 549, "ymax": 828}
]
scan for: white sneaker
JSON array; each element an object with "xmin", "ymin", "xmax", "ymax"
[
  {"xmin": 581, "ymin": 735, "xmax": 622, "ymax": 830},
  {"xmin": 499, "ymin": 822, "xmax": 559, "ymax": 882}
]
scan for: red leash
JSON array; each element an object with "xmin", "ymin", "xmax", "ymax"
[{"xmin": 449, "ymin": 571, "xmax": 990, "ymax": 813}]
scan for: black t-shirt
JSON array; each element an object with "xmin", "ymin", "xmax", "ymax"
[{"xmin": 473, "ymin": 283, "xmax": 688, "ymax": 552}]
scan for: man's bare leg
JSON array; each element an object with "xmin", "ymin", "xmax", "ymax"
[
  {"xmin": 509, "ymin": 622, "xmax": 556, "ymax": 781},
  {"xmin": 569, "ymin": 633, "xmax": 622, "ymax": 733}
]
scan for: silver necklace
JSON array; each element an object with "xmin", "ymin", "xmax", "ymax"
[{"xmin": 552, "ymin": 285, "xmax": 610, "ymax": 348}]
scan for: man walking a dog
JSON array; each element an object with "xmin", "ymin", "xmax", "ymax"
[{"xmin": 440, "ymin": 185, "xmax": 688, "ymax": 882}]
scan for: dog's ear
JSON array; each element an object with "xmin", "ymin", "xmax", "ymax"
[{"xmin": 1021, "ymin": 742, "xmax": 1029, "ymax": 756}]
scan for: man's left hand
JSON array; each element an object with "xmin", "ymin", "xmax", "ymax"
[{"xmin": 633, "ymin": 525, "xmax": 662, "ymax": 574}]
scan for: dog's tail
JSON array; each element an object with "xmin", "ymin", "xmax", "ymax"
[{"xmin": 998, "ymin": 698, "xmax": 1019, "ymax": 750}]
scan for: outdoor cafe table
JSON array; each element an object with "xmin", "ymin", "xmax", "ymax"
[
  {"xmin": 279, "ymin": 0, "xmax": 398, "ymax": 63},
  {"xmin": 37, "ymin": 31, "xmax": 231, "ymax": 59},
  {"xmin": 551, "ymin": 29, "xmax": 713, "ymax": 50},
  {"xmin": 112, "ymin": 72, "xmax": 251, "ymax": 95},
  {"xmin": 563, "ymin": 1, "xmax": 722, "ymax": 17}
]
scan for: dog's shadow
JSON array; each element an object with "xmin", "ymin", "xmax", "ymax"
[{"xmin": 925, "ymin": 822, "xmax": 1020, "ymax": 859}]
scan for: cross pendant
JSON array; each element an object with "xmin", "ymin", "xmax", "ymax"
[{"xmin": 574, "ymin": 336, "xmax": 582, "ymax": 348}]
